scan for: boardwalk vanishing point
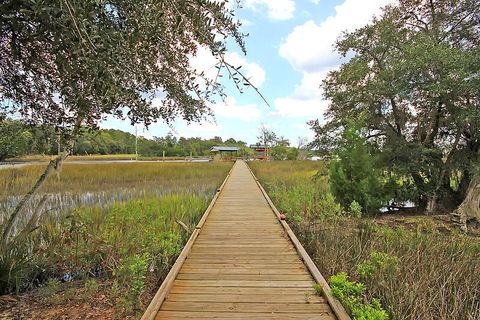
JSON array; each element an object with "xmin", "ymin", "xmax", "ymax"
[{"xmin": 142, "ymin": 160, "xmax": 350, "ymax": 320}]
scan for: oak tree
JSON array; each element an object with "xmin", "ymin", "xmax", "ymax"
[
  {"xmin": 310, "ymin": 0, "xmax": 479, "ymax": 222},
  {"xmin": 0, "ymin": 0, "xmax": 250, "ymax": 244}
]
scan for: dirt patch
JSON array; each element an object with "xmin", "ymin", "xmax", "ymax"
[
  {"xmin": 373, "ymin": 212, "xmax": 480, "ymax": 236},
  {"xmin": 0, "ymin": 278, "xmax": 157, "ymax": 320}
]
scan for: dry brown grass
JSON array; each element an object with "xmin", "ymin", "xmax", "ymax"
[{"xmin": 251, "ymin": 160, "xmax": 480, "ymax": 320}]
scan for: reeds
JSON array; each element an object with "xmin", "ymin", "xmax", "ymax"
[
  {"xmin": 251, "ymin": 161, "xmax": 480, "ymax": 320},
  {"xmin": 0, "ymin": 162, "xmax": 231, "ymax": 300}
]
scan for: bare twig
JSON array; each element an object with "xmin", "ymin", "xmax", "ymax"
[{"xmin": 175, "ymin": 218, "xmax": 190, "ymax": 233}]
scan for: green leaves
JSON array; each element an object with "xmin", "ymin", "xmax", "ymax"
[
  {"xmin": 329, "ymin": 119, "xmax": 393, "ymax": 215},
  {"xmin": 1, "ymin": 0, "xmax": 245, "ymax": 135},
  {"xmin": 313, "ymin": 0, "xmax": 480, "ymax": 212},
  {"xmin": 329, "ymin": 272, "xmax": 389, "ymax": 320}
]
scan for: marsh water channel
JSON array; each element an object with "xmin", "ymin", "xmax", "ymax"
[
  {"xmin": 0, "ymin": 160, "xmax": 220, "ymax": 238},
  {"xmin": 1, "ymin": 186, "xmax": 214, "ymax": 236}
]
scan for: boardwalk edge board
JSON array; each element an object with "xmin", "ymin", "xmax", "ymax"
[
  {"xmin": 245, "ymin": 162, "xmax": 351, "ymax": 320},
  {"xmin": 141, "ymin": 162, "xmax": 236, "ymax": 320}
]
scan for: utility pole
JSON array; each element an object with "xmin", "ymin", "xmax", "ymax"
[
  {"xmin": 135, "ymin": 126, "xmax": 138, "ymax": 161},
  {"xmin": 263, "ymin": 130, "xmax": 268, "ymax": 161}
]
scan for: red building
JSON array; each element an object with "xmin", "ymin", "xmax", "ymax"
[{"xmin": 250, "ymin": 145, "xmax": 268, "ymax": 160}]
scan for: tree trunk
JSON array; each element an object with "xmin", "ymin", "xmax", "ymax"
[
  {"xmin": 426, "ymin": 127, "xmax": 462, "ymax": 215},
  {"xmin": 454, "ymin": 169, "xmax": 471, "ymax": 205},
  {"xmin": 452, "ymin": 175, "xmax": 480, "ymax": 231},
  {"xmin": 426, "ymin": 196, "xmax": 438, "ymax": 215},
  {"xmin": 1, "ymin": 152, "xmax": 69, "ymax": 246},
  {"xmin": 1, "ymin": 120, "xmax": 81, "ymax": 247}
]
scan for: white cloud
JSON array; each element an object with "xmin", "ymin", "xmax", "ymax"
[
  {"xmin": 224, "ymin": 52, "xmax": 266, "ymax": 87},
  {"xmin": 272, "ymin": 71, "xmax": 328, "ymax": 118},
  {"xmin": 279, "ymin": 0, "xmax": 392, "ymax": 73},
  {"xmin": 275, "ymin": 0, "xmax": 394, "ymax": 118},
  {"xmin": 245, "ymin": 0, "xmax": 295, "ymax": 20},
  {"xmin": 309, "ymin": 0, "xmax": 321, "ymax": 5},
  {"xmin": 177, "ymin": 121, "xmax": 222, "ymax": 139},
  {"xmin": 274, "ymin": 96, "xmax": 328, "ymax": 118},
  {"xmin": 210, "ymin": 96, "xmax": 261, "ymax": 122},
  {"xmin": 240, "ymin": 19, "xmax": 253, "ymax": 27},
  {"xmin": 190, "ymin": 47, "xmax": 266, "ymax": 89},
  {"xmin": 189, "ymin": 46, "xmax": 220, "ymax": 87}
]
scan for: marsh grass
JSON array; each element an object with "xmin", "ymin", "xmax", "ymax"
[
  {"xmin": 5, "ymin": 154, "xmax": 206, "ymax": 162},
  {"xmin": 0, "ymin": 162, "xmax": 228, "ymax": 197},
  {"xmin": 251, "ymin": 161, "xmax": 480, "ymax": 320},
  {"xmin": 0, "ymin": 161, "xmax": 231, "ymax": 314},
  {"xmin": 0, "ymin": 162, "xmax": 230, "ymax": 228}
]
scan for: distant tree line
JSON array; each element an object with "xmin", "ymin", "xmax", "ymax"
[{"xmin": 0, "ymin": 118, "xmax": 310, "ymax": 160}]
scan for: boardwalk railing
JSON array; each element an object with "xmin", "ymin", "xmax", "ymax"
[
  {"xmin": 246, "ymin": 163, "xmax": 350, "ymax": 320},
  {"xmin": 140, "ymin": 163, "xmax": 235, "ymax": 320},
  {"xmin": 142, "ymin": 160, "xmax": 350, "ymax": 320}
]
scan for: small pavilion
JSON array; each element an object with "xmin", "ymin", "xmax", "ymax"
[{"xmin": 210, "ymin": 146, "xmax": 240, "ymax": 161}]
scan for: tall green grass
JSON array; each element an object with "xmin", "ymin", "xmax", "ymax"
[
  {"xmin": 250, "ymin": 161, "xmax": 480, "ymax": 320},
  {"xmin": 0, "ymin": 162, "xmax": 230, "ymax": 228},
  {"xmin": 0, "ymin": 162, "xmax": 228, "ymax": 197},
  {"xmin": 0, "ymin": 162, "xmax": 231, "ymax": 314}
]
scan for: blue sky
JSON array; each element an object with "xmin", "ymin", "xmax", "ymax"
[{"xmin": 103, "ymin": 0, "xmax": 393, "ymax": 145}]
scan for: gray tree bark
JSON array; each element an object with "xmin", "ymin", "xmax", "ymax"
[{"xmin": 452, "ymin": 175, "xmax": 480, "ymax": 231}]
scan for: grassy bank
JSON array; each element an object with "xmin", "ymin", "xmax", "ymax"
[
  {"xmin": 250, "ymin": 161, "xmax": 480, "ymax": 320},
  {"xmin": 4, "ymin": 154, "xmax": 210, "ymax": 163},
  {"xmin": 0, "ymin": 162, "xmax": 231, "ymax": 318}
]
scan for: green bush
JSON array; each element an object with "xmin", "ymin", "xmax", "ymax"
[
  {"xmin": 357, "ymin": 252, "xmax": 398, "ymax": 279},
  {"xmin": 349, "ymin": 200, "xmax": 363, "ymax": 218},
  {"xmin": 115, "ymin": 253, "xmax": 149, "ymax": 310},
  {"xmin": 330, "ymin": 272, "xmax": 389, "ymax": 320},
  {"xmin": 329, "ymin": 120, "xmax": 393, "ymax": 214},
  {"xmin": 0, "ymin": 241, "xmax": 32, "ymax": 294}
]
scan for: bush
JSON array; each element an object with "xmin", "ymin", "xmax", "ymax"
[
  {"xmin": 329, "ymin": 120, "xmax": 393, "ymax": 214},
  {"xmin": 115, "ymin": 253, "xmax": 149, "ymax": 310},
  {"xmin": 0, "ymin": 241, "xmax": 32, "ymax": 294},
  {"xmin": 349, "ymin": 200, "xmax": 363, "ymax": 218},
  {"xmin": 330, "ymin": 272, "xmax": 389, "ymax": 320},
  {"xmin": 252, "ymin": 161, "xmax": 480, "ymax": 320}
]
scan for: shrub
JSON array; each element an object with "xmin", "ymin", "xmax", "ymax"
[
  {"xmin": 0, "ymin": 241, "xmax": 31, "ymax": 294},
  {"xmin": 356, "ymin": 252, "xmax": 398, "ymax": 279},
  {"xmin": 329, "ymin": 120, "xmax": 393, "ymax": 214},
  {"xmin": 330, "ymin": 272, "xmax": 389, "ymax": 320},
  {"xmin": 115, "ymin": 253, "xmax": 150, "ymax": 311},
  {"xmin": 349, "ymin": 200, "xmax": 363, "ymax": 218}
]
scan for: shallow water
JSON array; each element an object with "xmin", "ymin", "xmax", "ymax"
[{"xmin": 0, "ymin": 185, "xmax": 214, "ymax": 237}]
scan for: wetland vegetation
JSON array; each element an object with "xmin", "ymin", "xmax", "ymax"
[
  {"xmin": 250, "ymin": 161, "xmax": 480, "ymax": 320},
  {"xmin": 0, "ymin": 162, "xmax": 231, "ymax": 318}
]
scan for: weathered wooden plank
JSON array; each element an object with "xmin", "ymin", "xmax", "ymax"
[
  {"xmin": 194, "ymin": 240, "xmax": 289, "ymax": 244},
  {"xmin": 183, "ymin": 258, "xmax": 299, "ymax": 264},
  {"xmin": 165, "ymin": 293, "xmax": 326, "ymax": 304},
  {"xmin": 190, "ymin": 248, "xmax": 296, "ymax": 254},
  {"xmin": 176, "ymin": 273, "xmax": 312, "ymax": 281},
  {"xmin": 181, "ymin": 263, "xmax": 307, "ymax": 269},
  {"xmin": 168, "ymin": 287, "xmax": 316, "ymax": 295},
  {"xmin": 173, "ymin": 280, "xmax": 314, "ymax": 287},
  {"xmin": 161, "ymin": 301, "xmax": 332, "ymax": 313},
  {"xmin": 155, "ymin": 311, "xmax": 335, "ymax": 319},
  {"xmin": 180, "ymin": 267, "xmax": 307, "ymax": 274}
]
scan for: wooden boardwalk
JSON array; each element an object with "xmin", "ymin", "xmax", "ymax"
[{"xmin": 142, "ymin": 160, "xmax": 349, "ymax": 320}]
